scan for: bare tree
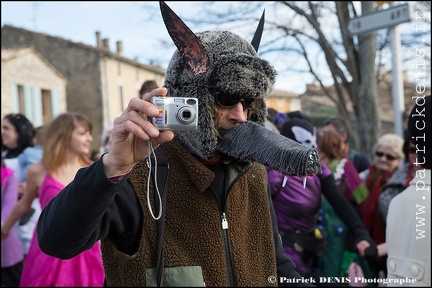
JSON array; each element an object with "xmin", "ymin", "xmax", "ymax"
[
  {"xmin": 178, "ymin": 1, "xmax": 381, "ymax": 156},
  {"xmin": 337, "ymin": 2, "xmax": 380, "ymax": 155},
  {"xmin": 274, "ymin": 1, "xmax": 381, "ymax": 155}
]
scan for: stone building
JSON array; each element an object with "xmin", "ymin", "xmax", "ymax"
[
  {"xmin": 1, "ymin": 47, "xmax": 67, "ymax": 127},
  {"xmin": 1, "ymin": 25, "xmax": 305, "ymax": 150},
  {"xmin": 2, "ymin": 25, "xmax": 165, "ymax": 151}
]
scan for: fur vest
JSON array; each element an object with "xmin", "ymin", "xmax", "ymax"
[{"xmin": 101, "ymin": 140, "xmax": 278, "ymax": 286}]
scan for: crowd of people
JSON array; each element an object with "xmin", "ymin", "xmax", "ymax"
[
  {"xmin": 3, "ymin": 104, "xmax": 428, "ymax": 287},
  {"xmin": 1, "ymin": 2, "xmax": 430, "ymax": 287}
]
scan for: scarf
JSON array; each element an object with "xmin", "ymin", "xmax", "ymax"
[
  {"xmin": 359, "ymin": 164, "xmax": 393, "ymax": 244},
  {"xmin": 328, "ymin": 158, "xmax": 369, "ymax": 205}
]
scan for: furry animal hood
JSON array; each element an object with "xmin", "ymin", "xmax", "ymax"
[
  {"xmin": 161, "ymin": 1, "xmax": 276, "ymax": 160},
  {"xmin": 159, "ymin": 2, "xmax": 321, "ymax": 177}
]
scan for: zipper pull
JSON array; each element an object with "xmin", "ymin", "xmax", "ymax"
[{"xmin": 221, "ymin": 213, "xmax": 229, "ymax": 229}]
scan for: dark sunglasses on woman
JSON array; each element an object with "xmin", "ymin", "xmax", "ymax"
[{"xmin": 375, "ymin": 151, "xmax": 397, "ymax": 161}]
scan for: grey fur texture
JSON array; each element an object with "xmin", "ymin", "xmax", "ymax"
[
  {"xmin": 217, "ymin": 121, "xmax": 322, "ymax": 176},
  {"xmin": 164, "ymin": 31, "xmax": 276, "ymax": 160}
]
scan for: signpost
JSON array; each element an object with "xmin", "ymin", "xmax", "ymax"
[
  {"xmin": 346, "ymin": 3, "xmax": 414, "ymax": 138},
  {"xmin": 346, "ymin": 3, "xmax": 414, "ymax": 37}
]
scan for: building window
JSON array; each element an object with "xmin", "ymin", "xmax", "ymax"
[
  {"xmin": 17, "ymin": 85, "xmax": 25, "ymax": 114},
  {"xmin": 41, "ymin": 89, "xmax": 52, "ymax": 124},
  {"xmin": 14, "ymin": 84, "xmax": 52, "ymax": 126},
  {"xmin": 119, "ymin": 86, "xmax": 124, "ymax": 111},
  {"xmin": 117, "ymin": 61, "xmax": 121, "ymax": 76},
  {"xmin": 277, "ymin": 98, "xmax": 284, "ymax": 106}
]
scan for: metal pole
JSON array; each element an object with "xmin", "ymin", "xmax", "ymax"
[{"xmin": 389, "ymin": 4, "xmax": 405, "ymax": 138}]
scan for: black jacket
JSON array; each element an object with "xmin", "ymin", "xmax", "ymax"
[{"xmin": 37, "ymin": 153, "xmax": 314, "ymax": 287}]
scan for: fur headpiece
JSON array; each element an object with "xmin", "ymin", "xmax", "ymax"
[
  {"xmin": 159, "ymin": 2, "xmax": 321, "ymax": 177},
  {"xmin": 160, "ymin": 1, "xmax": 276, "ymax": 160}
]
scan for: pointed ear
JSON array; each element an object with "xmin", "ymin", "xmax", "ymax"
[
  {"xmin": 160, "ymin": 1, "xmax": 209, "ymax": 75},
  {"xmin": 251, "ymin": 10, "xmax": 265, "ymax": 53}
]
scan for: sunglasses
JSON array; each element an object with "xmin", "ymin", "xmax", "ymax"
[
  {"xmin": 214, "ymin": 94, "xmax": 256, "ymax": 110},
  {"xmin": 375, "ymin": 151, "xmax": 397, "ymax": 161}
]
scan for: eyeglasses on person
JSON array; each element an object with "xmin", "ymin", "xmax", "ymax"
[
  {"xmin": 375, "ymin": 151, "xmax": 397, "ymax": 161},
  {"xmin": 214, "ymin": 94, "xmax": 256, "ymax": 110}
]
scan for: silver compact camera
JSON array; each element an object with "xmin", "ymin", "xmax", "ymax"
[{"xmin": 150, "ymin": 96, "xmax": 198, "ymax": 131}]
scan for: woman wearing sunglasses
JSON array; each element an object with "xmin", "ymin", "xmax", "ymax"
[
  {"xmin": 378, "ymin": 134, "xmax": 421, "ymax": 221},
  {"xmin": 358, "ymin": 133, "xmax": 404, "ymax": 282}
]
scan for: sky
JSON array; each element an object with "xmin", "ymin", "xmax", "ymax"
[
  {"xmin": 1, "ymin": 1, "xmax": 314, "ymax": 93},
  {"xmin": 1, "ymin": 2, "xmax": 191, "ymax": 65},
  {"xmin": 2, "ymin": 1, "xmax": 430, "ymax": 94}
]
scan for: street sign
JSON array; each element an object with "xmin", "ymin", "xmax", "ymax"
[{"xmin": 346, "ymin": 3, "xmax": 414, "ymax": 37}]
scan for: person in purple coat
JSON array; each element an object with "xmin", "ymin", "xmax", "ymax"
[{"xmin": 267, "ymin": 118, "xmax": 376, "ymax": 283}]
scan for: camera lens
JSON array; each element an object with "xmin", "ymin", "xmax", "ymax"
[
  {"xmin": 182, "ymin": 111, "xmax": 191, "ymax": 119},
  {"xmin": 176, "ymin": 106, "xmax": 196, "ymax": 124}
]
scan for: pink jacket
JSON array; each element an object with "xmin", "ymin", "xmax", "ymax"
[{"xmin": 1, "ymin": 165, "xmax": 24, "ymax": 267}]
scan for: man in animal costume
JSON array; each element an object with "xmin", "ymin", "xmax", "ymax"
[{"xmin": 37, "ymin": 2, "xmax": 321, "ymax": 286}]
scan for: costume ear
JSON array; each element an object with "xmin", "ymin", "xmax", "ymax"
[
  {"xmin": 160, "ymin": 1, "xmax": 209, "ymax": 75},
  {"xmin": 251, "ymin": 10, "xmax": 265, "ymax": 52}
]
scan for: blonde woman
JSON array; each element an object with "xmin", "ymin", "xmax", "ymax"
[
  {"xmin": 1, "ymin": 113, "xmax": 105, "ymax": 286},
  {"xmin": 358, "ymin": 133, "xmax": 404, "ymax": 280}
]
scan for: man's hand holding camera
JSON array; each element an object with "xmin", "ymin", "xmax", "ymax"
[{"xmin": 102, "ymin": 87, "xmax": 174, "ymax": 179}]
